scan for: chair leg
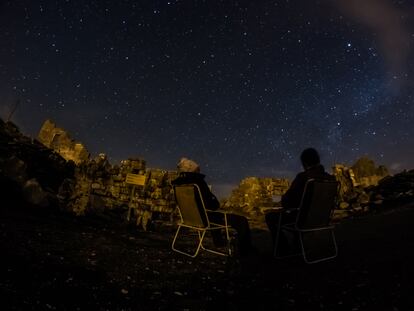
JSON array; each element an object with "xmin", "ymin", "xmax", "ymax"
[
  {"xmin": 201, "ymin": 228, "xmax": 230, "ymax": 257},
  {"xmin": 273, "ymin": 230, "xmax": 281, "ymax": 257},
  {"xmin": 274, "ymin": 214, "xmax": 299, "ymax": 258},
  {"xmin": 201, "ymin": 214, "xmax": 231, "ymax": 256},
  {"xmin": 224, "ymin": 216, "xmax": 232, "ymax": 256},
  {"xmin": 126, "ymin": 206, "xmax": 132, "ymax": 222},
  {"xmin": 199, "ymin": 231, "xmax": 207, "ymax": 251},
  {"xmin": 171, "ymin": 226, "xmax": 206, "ymax": 258},
  {"xmin": 300, "ymin": 229, "xmax": 338, "ymax": 264},
  {"xmin": 207, "ymin": 214, "xmax": 232, "ymax": 256},
  {"xmin": 273, "ymin": 212, "xmax": 282, "ymax": 257},
  {"xmin": 171, "ymin": 224, "xmax": 232, "ymax": 258}
]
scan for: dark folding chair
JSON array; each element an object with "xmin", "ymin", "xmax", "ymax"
[
  {"xmin": 274, "ymin": 179, "xmax": 339, "ymax": 264},
  {"xmin": 172, "ymin": 184, "xmax": 233, "ymax": 258}
]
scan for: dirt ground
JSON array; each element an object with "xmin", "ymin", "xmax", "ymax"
[{"xmin": 1, "ymin": 201, "xmax": 414, "ymax": 311}]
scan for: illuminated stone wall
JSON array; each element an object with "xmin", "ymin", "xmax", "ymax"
[
  {"xmin": 224, "ymin": 177, "xmax": 290, "ymax": 215},
  {"xmin": 351, "ymin": 156, "xmax": 389, "ymax": 187},
  {"xmin": 38, "ymin": 119, "xmax": 90, "ymax": 165}
]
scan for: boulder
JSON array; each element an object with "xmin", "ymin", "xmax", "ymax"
[{"xmin": 22, "ymin": 178, "xmax": 49, "ymax": 207}]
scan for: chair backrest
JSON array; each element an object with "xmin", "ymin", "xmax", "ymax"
[
  {"xmin": 174, "ymin": 184, "xmax": 209, "ymax": 228},
  {"xmin": 296, "ymin": 179, "xmax": 338, "ymax": 229}
]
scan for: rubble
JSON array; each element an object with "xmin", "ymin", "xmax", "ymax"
[
  {"xmin": 332, "ymin": 157, "xmax": 414, "ymax": 219},
  {"xmin": 369, "ymin": 169, "xmax": 414, "ymax": 206}
]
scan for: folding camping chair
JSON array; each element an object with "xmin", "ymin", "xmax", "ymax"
[
  {"xmin": 274, "ymin": 179, "xmax": 339, "ymax": 264},
  {"xmin": 172, "ymin": 184, "xmax": 233, "ymax": 258}
]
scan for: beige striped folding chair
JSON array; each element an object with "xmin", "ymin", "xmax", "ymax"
[{"xmin": 172, "ymin": 184, "xmax": 233, "ymax": 258}]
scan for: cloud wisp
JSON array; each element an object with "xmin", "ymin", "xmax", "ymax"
[{"xmin": 331, "ymin": 0, "xmax": 411, "ymax": 90}]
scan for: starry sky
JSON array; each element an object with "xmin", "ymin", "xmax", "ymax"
[{"xmin": 1, "ymin": 0, "xmax": 413, "ymax": 197}]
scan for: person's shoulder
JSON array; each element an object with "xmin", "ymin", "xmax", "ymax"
[
  {"xmin": 185, "ymin": 172, "xmax": 206, "ymax": 181},
  {"xmin": 324, "ymin": 172, "xmax": 336, "ymax": 181},
  {"xmin": 172, "ymin": 172, "xmax": 206, "ymax": 184},
  {"xmin": 290, "ymin": 171, "xmax": 308, "ymax": 185},
  {"xmin": 318, "ymin": 165, "xmax": 335, "ymax": 179},
  {"xmin": 317, "ymin": 166, "xmax": 336, "ymax": 181},
  {"xmin": 171, "ymin": 176, "xmax": 184, "ymax": 185}
]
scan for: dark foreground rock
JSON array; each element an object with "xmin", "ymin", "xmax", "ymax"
[{"xmin": 1, "ymin": 201, "xmax": 414, "ymax": 311}]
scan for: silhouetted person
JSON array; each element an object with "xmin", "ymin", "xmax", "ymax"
[
  {"xmin": 172, "ymin": 158, "xmax": 254, "ymax": 256},
  {"xmin": 265, "ymin": 148, "xmax": 335, "ymax": 250}
]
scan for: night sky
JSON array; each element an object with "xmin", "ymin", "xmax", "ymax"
[{"xmin": 1, "ymin": 0, "xmax": 413, "ymax": 197}]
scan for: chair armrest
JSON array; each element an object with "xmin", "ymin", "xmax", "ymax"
[
  {"xmin": 206, "ymin": 209, "xmax": 251, "ymax": 220},
  {"xmin": 206, "ymin": 209, "xmax": 230, "ymax": 214},
  {"xmin": 281, "ymin": 222, "xmax": 296, "ymax": 228},
  {"xmin": 262, "ymin": 207, "xmax": 283, "ymax": 214}
]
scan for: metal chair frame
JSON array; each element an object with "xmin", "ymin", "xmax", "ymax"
[
  {"xmin": 172, "ymin": 184, "xmax": 232, "ymax": 258},
  {"xmin": 274, "ymin": 179, "xmax": 339, "ymax": 264}
]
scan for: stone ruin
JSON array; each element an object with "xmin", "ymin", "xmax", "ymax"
[
  {"xmin": 38, "ymin": 119, "xmax": 90, "ymax": 165},
  {"xmin": 2, "ymin": 117, "xmax": 414, "ymax": 229},
  {"xmin": 332, "ymin": 157, "xmax": 393, "ymax": 218},
  {"xmin": 37, "ymin": 120, "xmax": 184, "ymax": 230},
  {"xmin": 57, "ymin": 153, "xmax": 178, "ymax": 230},
  {"xmin": 351, "ymin": 156, "xmax": 389, "ymax": 188},
  {"xmin": 224, "ymin": 156, "xmax": 407, "ymax": 221},
  {"xmin": 224, "ymin": 177, "xmax": 290, "ymax": 216},
  {"xmin": 0, "ymin": 118, "xmax": 179, "ymax": 230},
  {"xmin": 36, "ymin": 119, "xmax": 181, "ymax": 229},
  {"xmin": 35, "ymin": 120, "xmax": 292, "ymax": 228}
]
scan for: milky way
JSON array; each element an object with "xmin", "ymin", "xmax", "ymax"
[{"xmin": 1, "ymin": 0, "xmax": 413, "ymax": 197}]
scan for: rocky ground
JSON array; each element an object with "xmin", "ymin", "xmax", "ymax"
[{"xmin": 1, "ymin": 199, "xmax": 414, "ymax": 311}]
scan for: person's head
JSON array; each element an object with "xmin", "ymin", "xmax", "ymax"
[
  {"xmin": 300, "ymin": 148, "xmax": 320, "ymax": 169},
  {"xmin": 177, "ymin": 157, "xmax": 200, "ymax": 173}
]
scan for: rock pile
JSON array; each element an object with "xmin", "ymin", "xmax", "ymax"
[
  {"xmin": 333, "ymin": 158, "xmax": 414, "ymax": 218},
  {"xmin": 369, "ymin": 170, "xmax": 414, "ymax": 207}
]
